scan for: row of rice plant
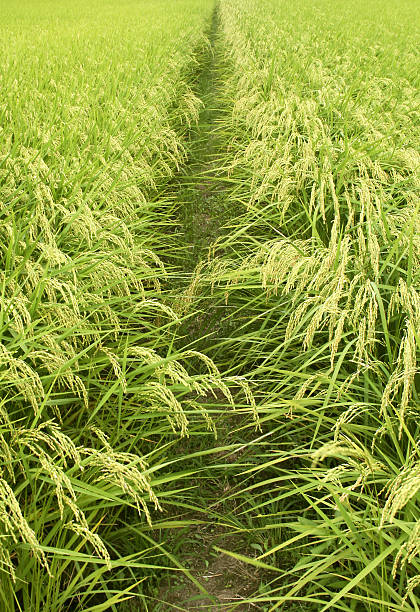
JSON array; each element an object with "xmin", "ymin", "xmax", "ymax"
[
  {"xmin": 0, "ymin": 0, "xmax": 254, "ymax": 609},
  {"xmin": 187, "ymin": 0, "xmax": 419, "ymax": 608}
]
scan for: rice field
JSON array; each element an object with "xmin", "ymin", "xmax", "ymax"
[{"xmin": 0, "ymin": 0, "xmax": 418, "ymax": 610}]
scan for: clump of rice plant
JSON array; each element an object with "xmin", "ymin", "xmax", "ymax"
[
  {"xmin": 187, "ymin": 0, "xmax": 420, "ymax": 608},
  {"xmin": 0, "ymin": 0, "xmax": 239, "ymax": 608}
]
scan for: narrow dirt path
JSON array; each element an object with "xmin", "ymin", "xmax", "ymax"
[
  {"xmin": 171, "ymin": 5, "xmax": 235, "ymax": 358},
  {"xmin": 176, "ymin": 7, "xmax": 231, "ymax": 272},
  {"xmin": 152, "ymin": 7, "xmax": 262, "ymax": 612}
]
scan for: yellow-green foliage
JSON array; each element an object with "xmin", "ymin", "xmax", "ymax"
[
  {"xmin": 0, "ymin": 0, "xmax": 211, "ymax": 417},
  {"xmin": 0, "ymin": 0, "xmax": 418, "ymax": 608},
  {"xmin": 197, "ymin": 0, "xmax": 419, "ymax": 607},
  {"xmin": 0, "ymin": 0, "xmax": 234, "ymax": 607}
]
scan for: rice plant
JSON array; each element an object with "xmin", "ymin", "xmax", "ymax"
[
  {"xmin": 188, "ymin": 0, "xmax": 420, "ymax": 608},
  {"xmin": 1, "ymin": 0, "xmax": 418, "ymax": 609},
  {"xmin": 0, "ymin": 0, "xmax": 239, "ymax": 609}
]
